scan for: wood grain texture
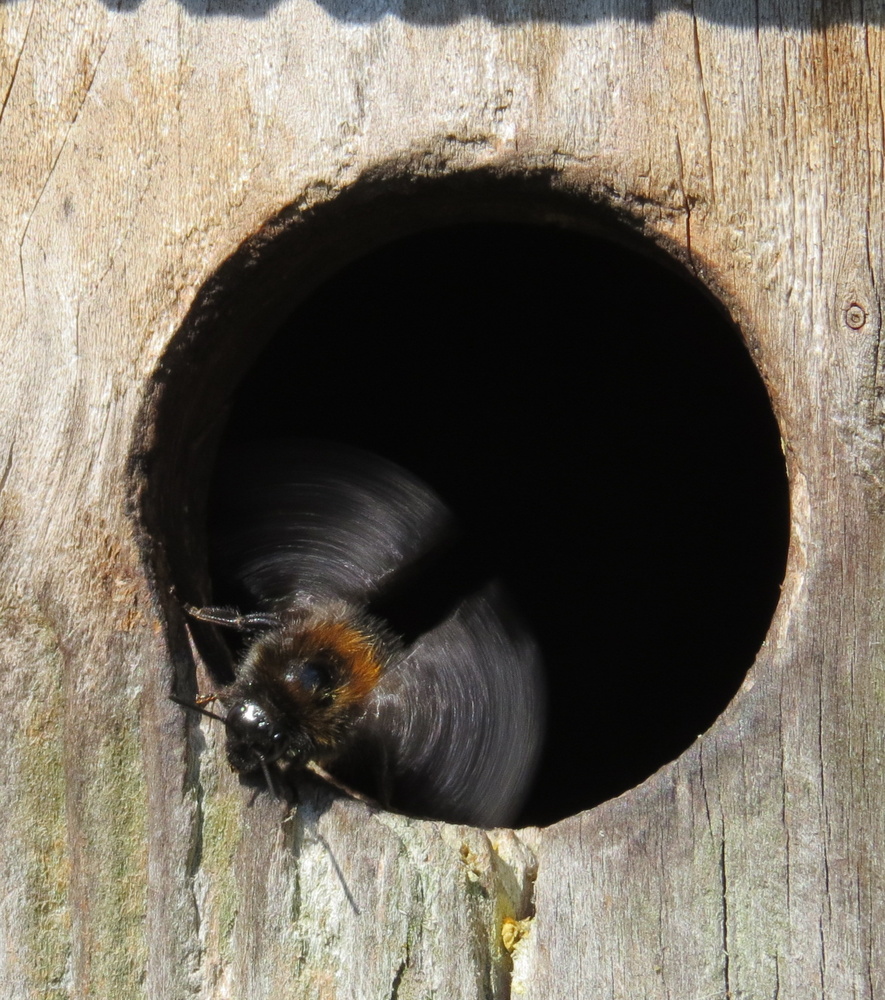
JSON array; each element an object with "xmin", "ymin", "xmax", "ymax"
[{"xmin": 0, "ymin": 0, "xmax": 882, "ymax": 997}]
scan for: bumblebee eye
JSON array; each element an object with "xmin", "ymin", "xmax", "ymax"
[{"xmin": 286, "ymin": 659, "xmax": 334, "ymax": 700}]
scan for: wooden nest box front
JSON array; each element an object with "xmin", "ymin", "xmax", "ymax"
[{"xmin": 0, "ymin": 2, "xmax": 882, "ymax": 998}]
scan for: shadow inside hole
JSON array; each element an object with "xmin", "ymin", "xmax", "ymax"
[{"xmin": 206, "ymin": 221, "xmax": 789, "ymax": 828}]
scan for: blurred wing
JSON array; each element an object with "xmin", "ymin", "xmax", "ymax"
[
  {"xmin": 342, "ymin": 582, "xmax": 545, "ymax": 828},
  {"xmin": 210, "ymin": 440, "xmax": 454, "ymax": 609}
]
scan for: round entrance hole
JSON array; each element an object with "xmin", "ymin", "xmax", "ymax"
[{"xmin": 202, "ymin": 219, "xmax": 789, "ymax": 828}]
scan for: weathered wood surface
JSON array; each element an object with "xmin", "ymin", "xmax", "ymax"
[{"xmin": 1, "ymin": 0, "xmax": 883, "ymax": 998}]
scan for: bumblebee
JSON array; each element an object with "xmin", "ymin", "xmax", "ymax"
[{"xmin": 174, "ymin": 442, "xmax": 545, "ymax": 828}]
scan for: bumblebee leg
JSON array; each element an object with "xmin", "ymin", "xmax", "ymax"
[
  {"xmin": 306, "ymin": 761, "xmax": 379, "ymax": 809},
  {"xmin": 184, "ymin": 604, "xmax": 282, "ymax": 632}
]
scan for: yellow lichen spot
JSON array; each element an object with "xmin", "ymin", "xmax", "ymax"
[
  {"xmin": 459, "ymin": 841, "xmax": 485, "ymax": 882},
  {"xmin": 502, "ymin": 916, "xmax": 532, "ymax": 954},
  {"xmin": 502, "ymin": 917, "xmax": 520, "ymax": 953}
]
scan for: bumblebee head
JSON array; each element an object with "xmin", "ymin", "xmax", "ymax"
[
  {"xmin": 223, "ymin": 696, "xmax": 299, "ymax": 772},
  {"xmin": 221, "ymin": 660, "xmax": 335, "ymax": 773}
]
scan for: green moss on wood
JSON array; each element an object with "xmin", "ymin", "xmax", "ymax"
[{"xmin": 19, "ymin": 635, "xmax": 71, "ymax": 997}]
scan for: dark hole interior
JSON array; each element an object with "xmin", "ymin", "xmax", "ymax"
[{"xmin": 207, "ymin": 220, "xmax": 790, "ymax": 827}]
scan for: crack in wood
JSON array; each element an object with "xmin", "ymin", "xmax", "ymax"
[
  {"xmin": 688, "ymin": 0, "xmax": 716, "ymax": 201},
  {"xmin": 0, "ymin": 440, "xmax": 14, "ymax": 500},
  {"xmin": 719, "ymin": 837, "xmax": 732, "ymax": 1000},
  {"xmin": 0, "ymin": 1, "xmax": 35, "ymax": 132},
  {"xmin": 389, "ymin": 954, "xmax": 407, "ymax": 999},
  {"xmin": 673, "ymin": 129, "xmax": 696, "ymax": 275}
]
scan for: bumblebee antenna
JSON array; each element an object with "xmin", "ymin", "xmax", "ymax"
[
  {"xmin": 259, "ymin": 757, "xmax": 278, "ymax": 798},
  {"xmin": 169, "ymin": 694, "xmax": 228, "ymax": 725}
]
